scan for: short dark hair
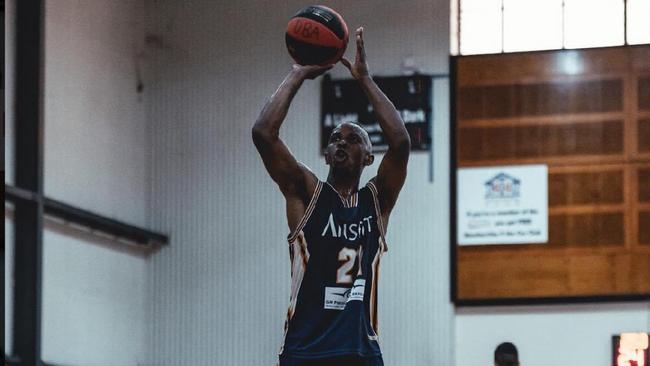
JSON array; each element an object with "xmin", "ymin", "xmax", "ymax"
[
  {"xmin": 494, "ymin": 342, "xmax": 519, "ymax": 366},
  {"xmin": 331, "ymin": 122, "xmax": 372, "ymax": 151}
]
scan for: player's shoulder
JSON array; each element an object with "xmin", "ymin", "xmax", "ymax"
[
  {"xmin": 365, "ymin": 176, "xmax": 378, "ymax": 191},
  {"xmin": 296, "ymin": 162, "xmax": 318, "ymax": 185},
  {"xmin": 294, "ymin": 162, "xmax": 320, "ymax": 200}
]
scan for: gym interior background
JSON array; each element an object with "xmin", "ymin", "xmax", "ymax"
[{"xmin": 4, "ymin": 0, "xmax": 649, "ymax": 365}]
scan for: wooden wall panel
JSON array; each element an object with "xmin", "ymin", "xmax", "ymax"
[
  {"xmin": 549, "ymin": 171, "xmax": 623, "ymax": 206},
  {"xmin": 639, "ymin": 119, "xmax": 650, "ymax": 152},
  {"xmin": 458, "ymin": 252, "xmax": 650, "ymax": 299},
  {"xmin": 459, "ymin": 80, "xmax": 623, "ymax": 120},
  {"xmin": 548, "ymin": 213, "xmax": 624, "ymax": 248},
  {"xmin": 455, "ymin": 45, "xmax": 650, "ymax": 302},
  {"xmin": 639, "ymin": 76, "xmax": 650, "ymax": 111},
  {"xmin": 459, "ymin": 121, "xmax": 624, "ymax": 162},
  {"xmin": 631, "ymin": 47, "xmax": 650, "ymax": 71},
  {"xmin": 639, "ymin": 167, "xmax": 650, "ymax": 202},
  {"xmin": 457, "ymin": 47, "xmax": 633, "ymax": 86},
  {"xmin": 639, "ymin": 212, "xmax": 650, "ymax": 245}
]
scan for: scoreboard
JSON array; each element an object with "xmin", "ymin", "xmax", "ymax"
[{"xmin": 614, "ymin": 333, "xmax": 649, "ymax": 366}]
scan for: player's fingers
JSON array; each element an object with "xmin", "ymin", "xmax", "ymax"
[
  {"xmin": 340, "ymin": 57, "xmax": 352, "ymax": 70},
  {"xmin": 356, "ymin": 28, "xmax": 363, "ymax": 49},
  {"xmin": 308, "ymin": 64, "xmax": 332, "ymax": 71},
  {"xmin": 356, "ymin": 27, "xmax": 366, "ymax": 62},
  {"xmin": 312, "ymin": 64, "xmax": 333, "ymax": 78}
]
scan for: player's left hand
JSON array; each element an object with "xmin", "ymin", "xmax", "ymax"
[
  {"xmin": 341, "ymin": 27, "xmax": 370, "ymax": 80},
  {"xmin": 293, "ymin": 63, "xmax": 333, "ymax": 80}
]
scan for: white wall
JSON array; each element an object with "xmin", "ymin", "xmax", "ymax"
[
  {"xmin": 145, "ymin": 0, "xmax": 452, "ymax": 365},
  {"xmin": 5, "ymin": 1, "xmax": 150, "ymax": 364},
  {"xmin": 43, "ymin": 0, "xmax": 148, "ymax": 225},
  {"xmin": 456, "ymin": 302, "xmax": 650, "ymax": 366}
]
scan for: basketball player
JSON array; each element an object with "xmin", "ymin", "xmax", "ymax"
[{"xmin": 252, "ymin": 27, "xmax": 410, "ymax": 366}]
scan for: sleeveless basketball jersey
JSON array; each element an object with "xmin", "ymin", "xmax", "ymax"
[{"xmin": 279, "ymin": 180, "xmax": 388, "ymax": 359}]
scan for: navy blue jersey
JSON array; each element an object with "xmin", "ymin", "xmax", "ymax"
[{"xmin": 279, "ymin": 180, "xmax": 388, "ymax": 359}]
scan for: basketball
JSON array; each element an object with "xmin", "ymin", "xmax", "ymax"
[{"xmin": 285, "ymin": 5, "xmax": 349, "ymax": 66}]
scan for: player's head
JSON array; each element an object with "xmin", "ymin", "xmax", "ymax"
[
  {"xmin": 325, "ymin": 122, "xmax": 374, "ymax": 174},
  {"xmin": 494, "ymin": 342, "xmax": 519, "ymax": 366}
]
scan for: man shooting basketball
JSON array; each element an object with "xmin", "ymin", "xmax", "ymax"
[{"xmin": 252, "ymin": 27, "xmax": 410, "ymax": 366}]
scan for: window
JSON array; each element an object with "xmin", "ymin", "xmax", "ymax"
[
  {"xmin": 452, "ymin": 0, "xmax": 650, "ymax": 55},
  {"xmin": 564, "ymin": 0, "xmax": 624, "ymax": 49},
  {"xmin": 627, "ymin": 0, "xmax": 650, "ymax": 44},
  {"xmin": 503, "ymin": 0, "xmax": 563, "ymax": 52},
  {"xmin": 459, "ymin": 0, "xmax": 502, "ymax": 55}
]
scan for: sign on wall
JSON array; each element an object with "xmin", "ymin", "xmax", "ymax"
[
  {"xmin": 321, "ymin": 75, "xmax": 432, "ymax": 153},
  {"xmin": 457, "ymin": 164, "xmax": 548, "ymax": 245}
]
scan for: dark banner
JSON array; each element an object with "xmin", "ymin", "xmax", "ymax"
[{"xmin": 321, "ymin": 74, "xmax": 432, "ymax": 153}]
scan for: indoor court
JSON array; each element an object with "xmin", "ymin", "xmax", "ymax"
[{"xmin": 3, "ymin": 0, "xmax": 650, "ymax": 365}]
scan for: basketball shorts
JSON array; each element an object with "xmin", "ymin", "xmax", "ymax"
[{"xmin": 279, "ymin": 354, "xmax": 384, "ymax": 366}]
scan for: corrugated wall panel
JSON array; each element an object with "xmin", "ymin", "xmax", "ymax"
[
  {"xmin": 6, "ymin": 1, "xmax": 150, "ymax": 363},
  {"xmin": 145, "ymin": 1, "xmax": 452, "ymax": 365}
]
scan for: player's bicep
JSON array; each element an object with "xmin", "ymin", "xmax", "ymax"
[
  {"xmin": 374, "ymin": 146, "xmax": 409, "ymax": 214},
  {"xmin": 252, "ymin": 134, "xmax": 315, "ymax": 198}
]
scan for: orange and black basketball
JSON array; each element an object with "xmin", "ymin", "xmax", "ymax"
[{"xmin": 285, "ymin": 5, "xmax": 349, "ymax": 66}]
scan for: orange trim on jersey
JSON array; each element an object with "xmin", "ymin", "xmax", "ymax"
[
  {"xmin": 366, "ymin": 182, "xmax": 388, "ymax": 251},
  {"xmin": 288, "ymin": 181, "xmax": 323, "ymax": 243},
  {"xmin": 325, "ymin": 182, "xmax": 360, "ymax": 209},
  {"xmin": 279, "ymin": 232, "xmax": 311, "ymax": 355},
  {"xmin": 369, "ymin": 237, "xmax": 384, "ymax": 337}
]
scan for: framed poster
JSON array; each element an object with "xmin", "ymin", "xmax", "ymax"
[
  {"xmin": 457, "ymin": 165, "xmax": 548, "ymax": 245},
  {"xmin": 321, "ymin": 74, "xmax": 432, "ymax": 153}
]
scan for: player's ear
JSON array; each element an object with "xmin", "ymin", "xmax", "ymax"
[
  {"xmin": 325, "ymin": 150, "xmax": 332, "ymax": 166},
  {"xmin": 364, "ymin": 154, "xmax": 374, "ymax": 166}
]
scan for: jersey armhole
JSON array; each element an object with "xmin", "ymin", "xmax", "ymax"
[
  {"xmin": 287, "ymin": 181, "xmax": 323, "ymax": 243},
  {"xmin": 366, "ymin": 181, "xmax": 388, "ymax": 253}
]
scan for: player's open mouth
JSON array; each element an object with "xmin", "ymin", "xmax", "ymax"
[{"xmin": 334, "ymin": 150, "xmax": 348, "ymax": 160}]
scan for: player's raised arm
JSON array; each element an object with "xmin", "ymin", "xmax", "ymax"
[
  {"xmin": 341, "ymin": 27, "xmax": 411, "ymax": 221},
  {"xmin": 252, "ymin": 64, "xmax": 331, "ymax": 200}
]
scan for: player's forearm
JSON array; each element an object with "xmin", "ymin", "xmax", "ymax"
[
  {"xmin": 252, "ymin": 69, "xmax": 306, "ymax": 141},
  {"xmin": 357, "ymin": 76, "xmax": 411, "ymax": 152}
]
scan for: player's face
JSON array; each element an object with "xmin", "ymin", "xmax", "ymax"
[{"xmin": 325, "ymin": 123, "xmax": 373, "ymax": 171}]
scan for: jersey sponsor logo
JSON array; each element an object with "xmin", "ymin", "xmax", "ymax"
[
  {"xmin": 347, "ymin": 278, "xmax": 365, "ymax": 302},
  {"xmin": 321, "ymin": 213, "xmax": 374, "ymax": 241},
  {"xmin": 324, "ymin": 287, "xmax": 350, "ymax": 310},
  {"xmin": 323, "ymin": 279, "xmax": 366, "ymax": 310}
]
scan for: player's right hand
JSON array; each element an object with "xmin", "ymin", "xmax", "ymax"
[{"xmin": 341, "ymin": 27, "xmax": 369, "ymax": 80}]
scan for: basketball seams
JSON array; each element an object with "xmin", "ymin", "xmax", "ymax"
[
  {"xmin": 318, "ymin": 5, "xmax": 349, "ymax": 47},
  {"xmin": 292, "ymin": 5, "xmax": 347, "ymax": 39}
]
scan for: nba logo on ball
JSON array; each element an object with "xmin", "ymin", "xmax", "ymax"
[{"xmin": 285, "ymin": 5, "xmax": 349, "ymax": 65}]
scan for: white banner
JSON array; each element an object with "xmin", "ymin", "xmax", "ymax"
[{"xmin": 457, "ymin": 165, "xmax": 548, "ymax": 245}]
